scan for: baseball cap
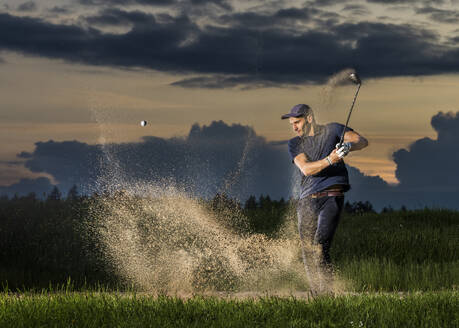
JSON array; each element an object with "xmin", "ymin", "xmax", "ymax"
[{"xmin": 281, "ymin": 104, "xmax": 311, "ymax": 120}]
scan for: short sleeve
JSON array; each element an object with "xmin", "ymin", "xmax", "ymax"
[
  {"xmin": 288, "ymin": 137, "xmax": 302, "ymax": 162},
  {"xmin": 331, "ymin": 123, "xmax": 353, "ymax": 139}
]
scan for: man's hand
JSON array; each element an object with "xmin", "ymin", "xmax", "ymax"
[
  {"xmin": 335, "ymin": 142, "xmax": 351, "ymax": 158},
  {"xmin": 327, "ymin": 149, "xmax": 342, "ymax": 165}
]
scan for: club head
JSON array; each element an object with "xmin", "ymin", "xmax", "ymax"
[{"xmin": 349, "ymin": 73, "xmax": 361, "ymax": 85}]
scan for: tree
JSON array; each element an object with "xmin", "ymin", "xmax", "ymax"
[
  {"xmin": 47, "ymin": 186, "xmax": 62, "ymax": 201},
  {"xmin": 382, "ymin": 205, "xmax": 394, "ymax": 213},
  {"xmin": 344, "ymin": 200, "xmax": 376, "ymax": 215},
  {"xmin": 67, "ymin": 185, "xmax": 80, "ymax": 201},
  {"xmin": 344, "ymin": 201, "xmax": 353, "ymax": 213},
  {"xmin": 244, "ymin": 195, "xmax": 257, "ymax": 210},
  {"xmin": 259, "ymin": 195, "xmax": 272, "ymax": 210},
  {"xmin": 211, "ymin": 193, "xmax": 240, "ymax": 211}
]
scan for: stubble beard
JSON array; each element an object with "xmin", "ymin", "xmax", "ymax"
[{"xmin": 302, "ymin": 122, "xmax": 312, "ymax": 137}]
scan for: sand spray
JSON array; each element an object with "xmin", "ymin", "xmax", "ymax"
[{"xmin": 83, "ymin": 74, "xmax": 355, "ymax": 295}]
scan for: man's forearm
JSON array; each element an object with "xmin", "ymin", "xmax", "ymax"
[
  {"xmin": 349, "ymin": 136, "xmax": 368, "ymax": 151},
  {"xmin": 343, "ymin": 131, "xmax": 369, "ymax": 152},
  {"xmin": 296, "ymin": 157, "xmax": 331, "ymax": 176}
]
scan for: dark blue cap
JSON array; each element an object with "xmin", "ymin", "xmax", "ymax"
[{"xmin": 281, "ymin": 104, "xmax": 311, "ymax": 120}]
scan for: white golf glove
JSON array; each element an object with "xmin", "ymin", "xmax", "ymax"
[{"xmin": 336, "ymin": 142, "xmax": 351, "ymax": 158}]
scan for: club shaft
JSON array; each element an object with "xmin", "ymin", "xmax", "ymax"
[{"xmin": 338, "ymin": 83, "xmax": 361, "ymax": 148}]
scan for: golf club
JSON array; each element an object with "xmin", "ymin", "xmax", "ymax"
[{"xmin": 338, "ymin": 72, "xmax": 362, "ymax": 148}]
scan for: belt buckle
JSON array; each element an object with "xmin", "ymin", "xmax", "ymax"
[
  {"xmin": 311, "ymin": 191, "xmax": 325, "ymax": 198},
  {"xmin": 311, "ymin": 190, "xmax": 342, "ymax": 198}
]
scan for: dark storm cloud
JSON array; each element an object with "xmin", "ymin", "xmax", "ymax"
[
  {"xmin": 77, "ymin": 0, "xmax": 175, "ymax": 5},
  {"xmin": 7, "ymin": 122, "xmax": 293, "ymax": 201},
  {"xmin": 307, "ymin": 0, "xmax": 352, "ymax": 7},
  {"xmin": 17, "ymin": 140, "xmax": 103, "ymax": 191},
  {"xmin": 0, "ymin": 12, "xmax": 199, "ymax": 70},
  {"xmin": 345, "ymin": 166, "xmax": 393, "ymax": 210},
  {"xmin": 393, "ymin": 111, "xmax": 459, "ymax": 189},
  {"xmin": 449, "ymin": 35, "xmax": 459, "ymax": 45},
  {"xmin": 49, "ymin": 6, "xmax": 71, "ymax": 14},
  {"xmin": 171, "ymin": 76, "xmax": 246, "ymax": 89},
  {"xmin": 77, "ymin": 0, "xmax": 232, "ymax": 9},
  {"xmin": 17, "ymin": 1, "xmax": 37, "ymax": 12},
  {"xmin": 217, "ymin": 6, "xmax": 343, "ymax": 30},
  {"xmin": 0, "ymin": 177, "xmax": 54, "ymax": 198},
  {"xmin": 4, "ymin": 112, "xmax": 459, "ymax": 210},
  {"xmin": 2, "ymin": 121, "xmax": 393, "ymax": 207},
  {"xmin": 84, "ymin": 8, "xmax": 156, "ymax": 26},
  {"xmin": 1, "ymin": 120, "xmax": 396, "ymax": 209},
  {"xmin": 330, "ymin": 22, "xmax": 457, "ymax": 77},
  {"xmin": 217, "ymin": 7, "xmax": 320, "ymax": 28},
  {"xmin": 189, "ymin": 0, "xmax": 232, "ymax": 10},
  {"xmin": 415, "ymin": 6, "xmax": 459, "ymax": 24},
  {"xmin": 370, "ymin": 0, "xmax": 454, "ymax": 6},
  {"xmin": 366, "ymin": 0, "xmax": 424, "ymax": 3},
  {"xmin": 347, "ymin": 111, "xmax": 459, "ymax": 210},
  {"xmin": 342, "ymin": 4, "xmax": 371, "ymax": 16},
  {"xmin": 171, "ymin": 75, "xmax": 294, "ymax": 89},
  {"xmin": 2, "ymin": 8, "xmax": 459, "ymax": 88}
]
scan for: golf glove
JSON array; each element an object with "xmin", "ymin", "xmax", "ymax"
[{"xmin": 336, "ymin": 142, "xmax": 351, "ymax": 158}]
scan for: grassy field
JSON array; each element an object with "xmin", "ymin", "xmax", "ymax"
[
  {"xmin": 0, "ymin": 290, "xmax": 457, "ymax": 327},
  {"xmin": 1, "ymin": 204, "xmax": 458, "ymax": 326},
  {"xmin": 332, "ymin": 209, "xmax": 458, "ymax": 291}
]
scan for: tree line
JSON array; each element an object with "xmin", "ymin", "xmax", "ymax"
[{"xmin": 0, "ymin": 185, "xmax": 380, "ymax": 289}]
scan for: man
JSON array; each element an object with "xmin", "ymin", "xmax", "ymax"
[{"xmin": 281, "ymin": 104, "xmax": 368, "ymax": 292}]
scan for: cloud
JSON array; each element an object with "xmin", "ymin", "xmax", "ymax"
[
  {"xmin": 332, "ymin": 22, "xmax": 455, "ymax": 77},
  {"xmin": 307, "ymin": 0, "xmax": 352, "ymax": 7},
  {"xmin": 415, "ymin": 6, "xmax": 459, "ymax": 24},
  {"xmin": 217, "ymin": 7, "xmax": 321, "ymax": 28},
  {"xmin": 49, "ymin": 6, "xmax": 71, "ymax": 14},
  {"xmin": 1, "ymin": 8, "xmax": 458, "ymax": 89},
  {"xmin": 77, "ymin": 0, "xmax": 232, "ymax": 10},
  {"xmin": 342, "ymin": 4, "xmax": 371, "ymax": 16},
  {"xmin": 372, "ymin": 110, "xmax": 459, "ymax": 209},
  {"xmin": 171, "ymin": 75, "xmax": 295, "ymax": 89},
  {"xmin": 17, "ymin": 140, "xmax": 103, "ymax": 192},
  {"xmin": 346, "ymin": 110, "xmax": 459, "ymax": 210},
  {"xmin": 83, "ymin": 8, "xmax": 156, "ymax": 27},
  {"xmin": 366, "ymin": 0, "xmax": 429, "ymax": 3},
  {"xmin": 2, "ymin": 120, "xmax": 394, "ymax": 208},
  {"xmin": 0, "ymin": 177, "xmax": 54, "ymax": 198},
  {"xmin": 17, "ymin": 1, "xmax": 36, "ymax": 12},
  {"xmin": 3, "ymin": 113, "xmax": 459, "ymax": 210},
  {"xmin": 77, "ymin": 0, "xmax": 175, "ymax": 5},
  {"xmin": 189, "ymin": 0, "xmax": 232, "ymax": 10},
  {"xmin": 393, "ymin": 111, "xmax": 459, "ymax": 189},
  {"xmin": 345, "ymin": 165, "xmax": 393, "ymax": 209},
  {"xmin": 9, "ymin": 121, "xmax": 293, "ymax": 201},
  {"xmin": 366, "ymin": 0, "xmax": 453, "ymax": 7}
]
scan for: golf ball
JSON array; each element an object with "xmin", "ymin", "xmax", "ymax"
[{"xmin": 140, "ymin": 120, "xmax": 147, "ymax": 127}]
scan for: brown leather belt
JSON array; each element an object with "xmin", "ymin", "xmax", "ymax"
[{"xmin": 310, "ymin": 190, "xmax": 344, "ymax": 198}]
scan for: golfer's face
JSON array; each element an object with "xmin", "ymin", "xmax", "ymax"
[{"xmin": 289, "ymin": 117, "xmax": 306, "ymax": 137}]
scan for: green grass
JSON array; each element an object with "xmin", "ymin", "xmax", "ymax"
[
  {"xmin": 331, "ymin": 209, "xmax": 459, "ymax": 291},
  {"xmin": 0, "ymin": 291, "xmax": 457, "ymax": 328},
  {"xmin": 0, "ymin": 209, "xmax": 457, "ymax": 326},
  {"xmin": 337, "ymin": 259, "xmax": 458, "ymax": 292}
]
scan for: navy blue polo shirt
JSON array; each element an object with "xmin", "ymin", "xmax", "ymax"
[{"xmin": 288, "ymin": 123, "xmax": 352, "ymax": 199}]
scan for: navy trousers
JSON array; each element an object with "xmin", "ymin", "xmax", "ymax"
[{"xmin": 297, "ymin": 196, "xmax": 344, "ymax": 266}]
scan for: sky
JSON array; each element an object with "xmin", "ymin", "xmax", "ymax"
[{"xmin": 1, "ymin": 0, "xmax": 459, "ymax": 209}]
